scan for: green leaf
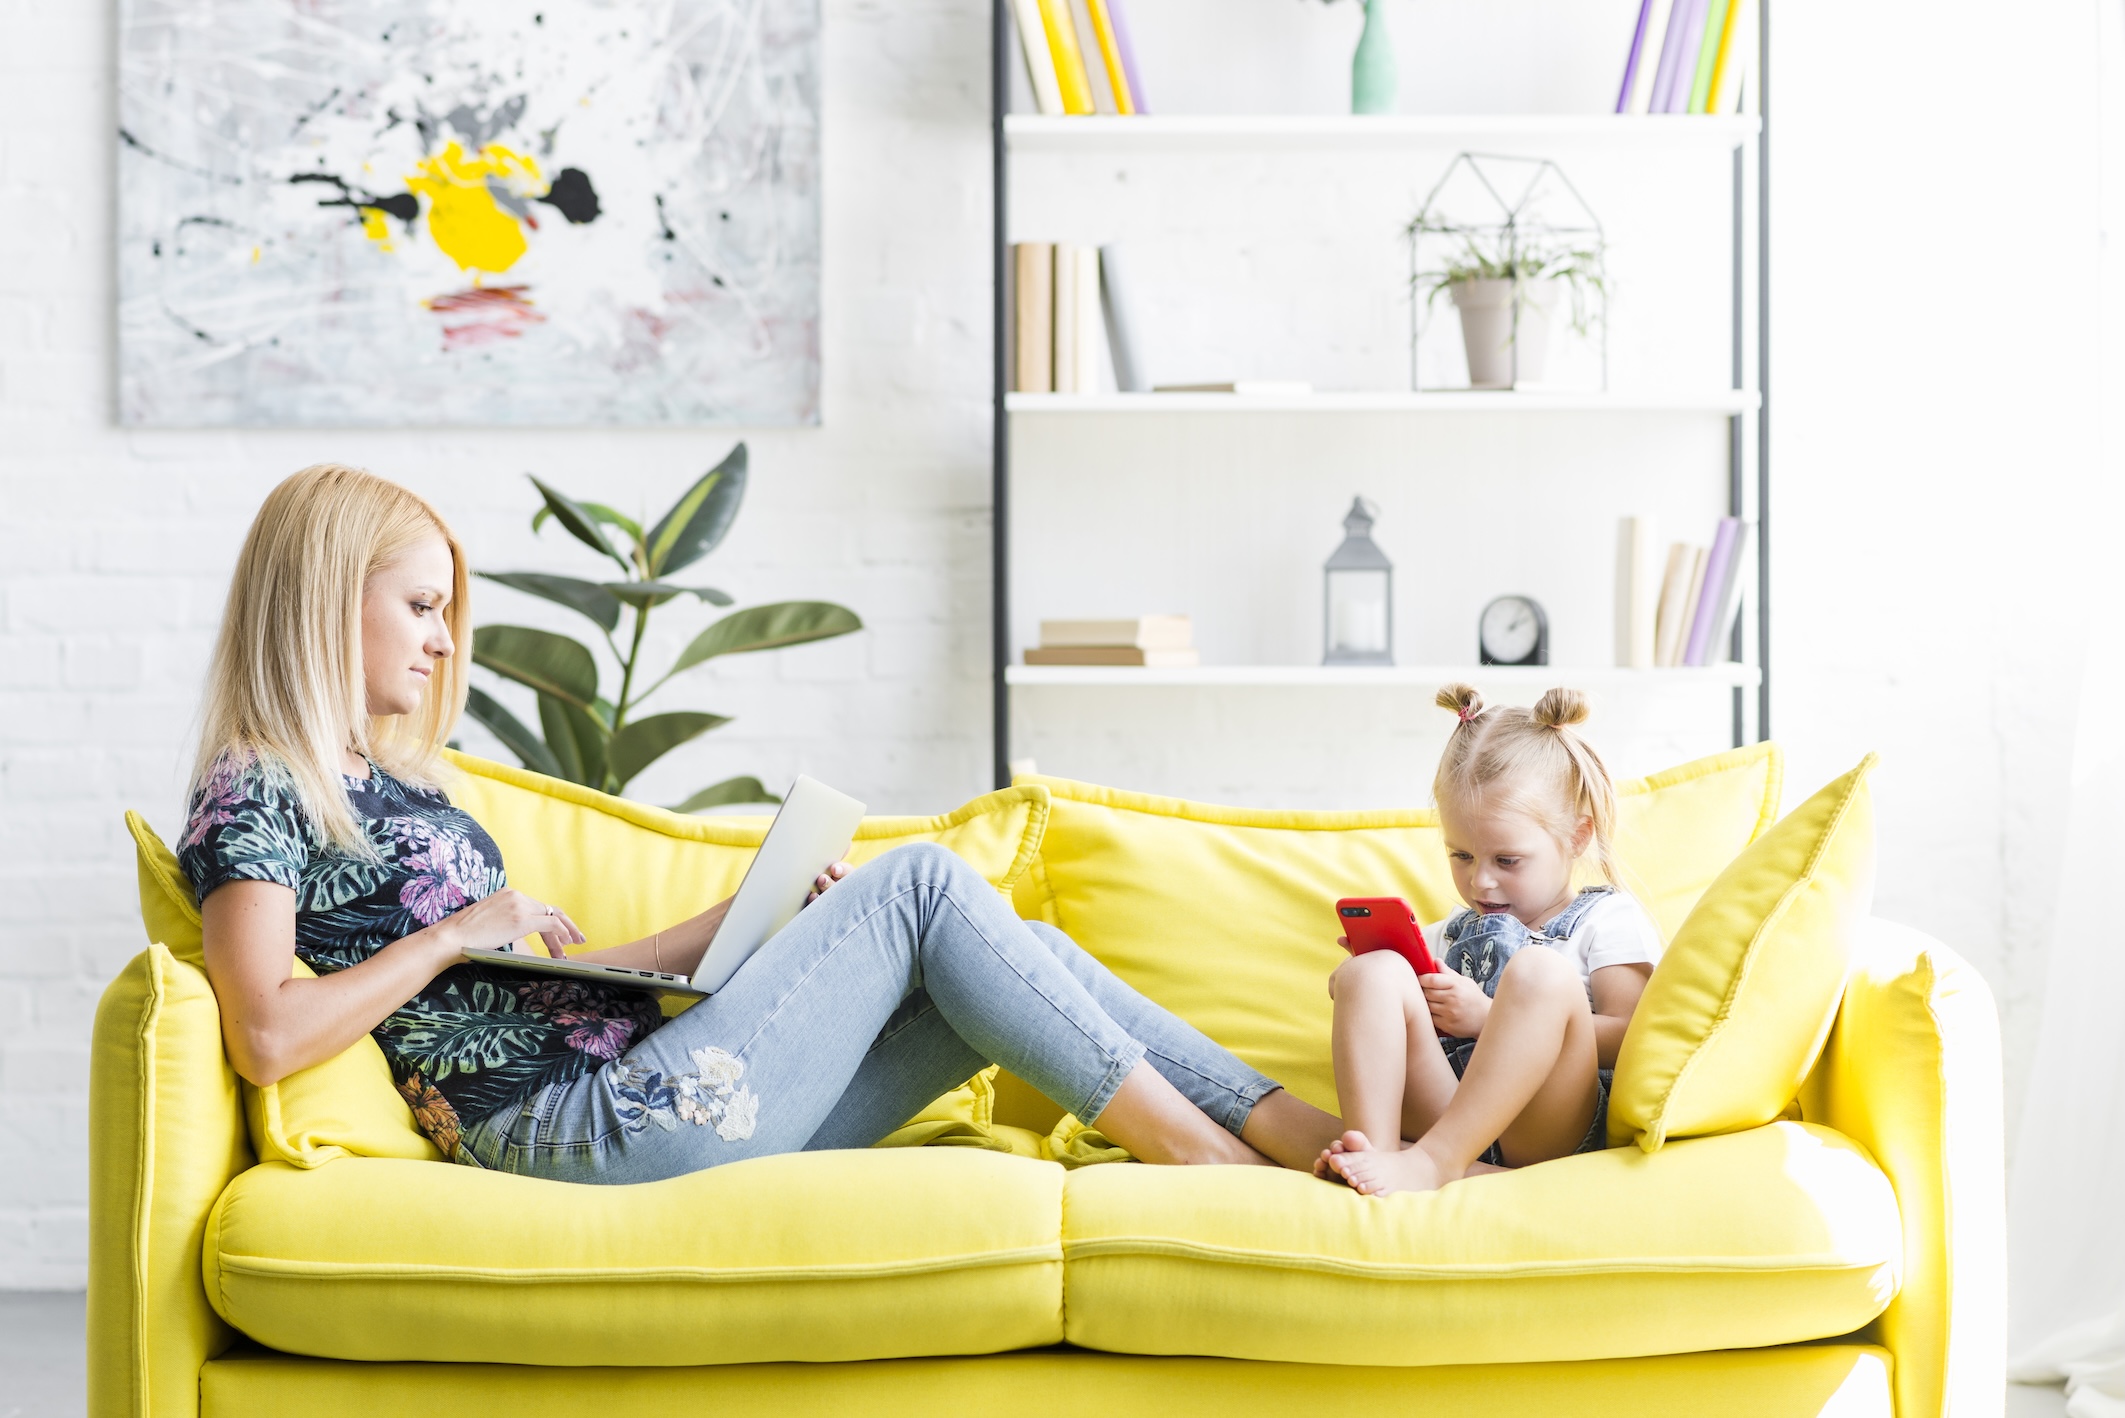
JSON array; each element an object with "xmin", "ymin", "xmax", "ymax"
[
  {"xmin": 477, "ymin": 572, "xmax": 623, "ymax": 634},
  {"xmin": 670, "ymin": 602, "xmax": 864, "ymax": 677},
  {"xmin": 473, "ymin": 625, "xmax": 599, "ymax": 709},
  {"xmin": 601, "ymin": 581, "xmax": 735, "ymax": 610},
  {"xmin": 532, "ymin": 501, "xmax": 640, "ymax": 542},
  {"xmin": 538, "ymin": 692, "xmax": 610, "ymax": 789},
  {"xmin": 669, "ymin": 777, "xmax": 782, "ymax": 813},
  {"xmin": 527, "ymin": 476, "xmax": 630, "ymax": 571},
  {"xmin": 463, "ymin": 686, "xmax": 564, "ymax": 779},
  {"xmin": 646, "ymin": 444, "xmax": 748, "ymax": 577},
  {"xmin": 606, "ymin": 711, "xmax": 731, "ymax": 791}
]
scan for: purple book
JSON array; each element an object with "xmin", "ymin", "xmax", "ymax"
[
  {"xmin": 1683, "ymin": 517, "xmax": 1743, "ymax": 666},
  {"xmin": 1615, "ymin": 0, "xmax": 1655, "ymax": 113},
  {"xmin": 1105, "ymin": 0, "xmax": 1149, "ymax": 115},
  {"xmin": 1651, "ymin": 0, "xmax": 1706, "ymax": 114}
]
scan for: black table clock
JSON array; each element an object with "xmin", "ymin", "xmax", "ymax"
[{"xmin": 1479, "ymin": 595, "xmax": 1548, "ymax": 666}]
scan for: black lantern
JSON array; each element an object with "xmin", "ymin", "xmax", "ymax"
[{"xmin": 1323, "ymin": 497, "xmax": 1393, "ymax": 666}]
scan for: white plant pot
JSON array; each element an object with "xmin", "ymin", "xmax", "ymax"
[{"xmin": 1449, "ymin": 278, "xmax": 1556, "ymax": 389}]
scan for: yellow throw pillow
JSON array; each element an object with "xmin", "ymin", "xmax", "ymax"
[
  {"xmin": 1012, "ymin": 743, "xmax": 1782, "ymax": 1116},
  {"xmin": 1609, "ymin": 754, "xmax": 1878, "ymax": 1152},
  {"xmin": 129, "ymin": 760, "xmax": 1053, "ymax": 1167}
]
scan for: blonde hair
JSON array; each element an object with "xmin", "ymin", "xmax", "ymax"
[
  {"xmin": 191, "ymin": 464, "xmax": 470, "ymax": 852},
  {"xmin": 1432, "ymin": 683, "xmax": 1619, "ymax": 885}
]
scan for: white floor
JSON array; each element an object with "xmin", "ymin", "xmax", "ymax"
[{"xmin": 0, "ymin": 1287, "xmax": 2081, "ymax": 1417}]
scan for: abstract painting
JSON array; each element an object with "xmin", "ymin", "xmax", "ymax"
[{"xmin": 117, "ymin": 1, "xmax": 820, "ymax": 426}]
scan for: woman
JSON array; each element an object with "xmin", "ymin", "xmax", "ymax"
[{"xmin": 183, "ymin": 464, "xmax": 1343, "ymax": 1183}]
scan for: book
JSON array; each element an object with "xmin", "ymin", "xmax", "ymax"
[
  {"xmin": 1024, "ymin": 646, "xmax": 1201, "ymax": 667},
  {"xmin": 1708, "ymin": 0, "xmax": 1752, "ymax": 114},
  {"xmin": 1012, "ymin": 243, "xmax": 1053, "ymax": 393},
  {"xmin": 1094, "ymin": 0, "xmax": 1147, "ymax": 114},
  {"xmin": 1067, "ymin": 0, "xmax": 1119, "ymax": 113},
  {"xmin": 1099, "ymin": 244, "xmax": 1148, "ymax": 392},
  {"xmin": 1685, "ymin": 0, "xmax": 1730, "ymax": 113},
  {"xmin": 1152, "ymin": 381, "xmax": 1314, "ymax": 396},
  {"xmin": 1683, "ymin": 520, "xmax": 1751, "ymax": 671},
  {"xmin": 1682, "ymin": 517, "xmax": 1742, "ymax": 666},
  {"xmin": 1623, "ymin": 0, "xmax": 1676, "ymax": 114},
  {"xmin": 1052, "ymin": 242, "xmax": 1080, "ymax": 394},
  {"xmin": 1071, "ymin": 244, "xmax": 1101, "ymax": 393},
  {"xmin": 1614, "ymin": 0, "xmax": 1654, "ymax": 114},
  {"xmin": 1040, "ymin": 614, "xmax": 1193, "ymax": 649},
  {"xmin": 1008, "ymin": 0, "xmax": 1064, "ymax": 116},
  {"xmin": 1615, "ymin": 516, "xmax": 1658, "ymax": 668},
  {"xmin": 1649, "ymin": 0, "xmax": 1702, "ymax": 113},
  {"xmin": 1652, "ymin": 541, "xmax": 1696, "ymax": 667},
  {"xmin": 1036, "ymin": 0, "xmax": 1096, "ymax": 115},
  {"xmin": 1676, "ymin": 548, "xmax": 1709, "ymax": 663}
]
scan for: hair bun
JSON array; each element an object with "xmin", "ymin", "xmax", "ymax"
[
  {"xmin": 1436, "ymin": 683, "xmax": 1485, "ymax": 723},
  {"xmin": 1532, "ymin": 687, "xmax": 1590, "ymax": 729}
]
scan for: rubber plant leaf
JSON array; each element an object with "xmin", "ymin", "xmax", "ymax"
[
  {"xmin": 607, "ymin": 711, "xmax": 732, "ymax": 791},
  {"xmin": 670, "ymin": 602, "xmax": 863, "ymax": 677},
  {"xmin": 645, "ymin": 444, "xmax": 748, "ymax": 577},
  {"xmin": 602, "ymin": 581, "xmax": 735, "ymax": 611},
  {"xmin": 532, "ymin": 500, "xmax": 643, "ymax": 546},
  {"xmin": 463, "ymin": 687, "xmax": 564, "ymax": 780},
  {"xmin": 669, "ymin": 777, "xmax": 782, "ymax": 813},
  {"xmin": 477, "ymin": 572, "xmax": 623, "ymax": 634},
  {"xmin": 473, "ymin": 625, "xmax": 599, "ymax": 709},
  {"xmin": 528, "ymin": 476, "xmax": 630, "ymax": 572},
  {"xmin": 538, "ymin": 691, "xmax": 610, "ymax": 790}
]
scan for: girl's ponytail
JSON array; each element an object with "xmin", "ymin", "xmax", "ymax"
[{"xmin": 1530, "ymin": 686, "xmax": 1589, "ymax": 729}]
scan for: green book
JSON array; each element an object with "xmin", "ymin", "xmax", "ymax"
[{"xmin": 1685, "ymin": 0, "xmax": 1729, "ymax": 113}]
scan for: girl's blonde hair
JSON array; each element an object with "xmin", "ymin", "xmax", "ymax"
[
  {"xmin": 191, "ymin": 464, "xmax": 470, "ymax": 852},
  {"xmin": 1432, "ymin": 683, "xmax": 1619, "ymax": 885}
]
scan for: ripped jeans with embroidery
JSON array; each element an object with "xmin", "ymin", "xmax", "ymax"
[{"xmin": 455, "ymin": 841, "xmax": 1279, "ymax": 1183}]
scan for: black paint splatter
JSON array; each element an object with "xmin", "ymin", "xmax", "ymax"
[
  {"xmin": 291, "ymin": 172, "xmax": 418, "ymax": 226},
  {"xmin": 538, "ymin": 168, "xmax": 600, "ymax": 224},
  {"xmin": 118, "ymin": 128, "xmax": 242, "ymax": 186},
  {"xmin": 654, "ymin": 193, "xmax": 676, "ymax": 241}
]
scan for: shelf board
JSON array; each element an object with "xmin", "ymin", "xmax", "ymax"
[
  {"xmin": 1008, "ymin": 664, "xmax": 1762, "ymax": 689},
  {"xmin": 1006, "ymin": 113, "xmax": 1762, "ymax": 154},
  {"xmin": 1006, "ymin": 390, "xmax": 1759, "ymax": 415}
]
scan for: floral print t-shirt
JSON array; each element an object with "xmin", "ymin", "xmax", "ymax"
[{"xmin": 178, "ymin": 751, "xmax": 666, "ymax": 1163}]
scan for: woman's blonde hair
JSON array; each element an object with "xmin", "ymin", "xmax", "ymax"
[
  {"xmin": 191, "ymin": 464, "xmax": 470, "ymax": 852},
  {"xmin": 1432, "ymin": 683, "xmax": 1619, "ymax": 885}
]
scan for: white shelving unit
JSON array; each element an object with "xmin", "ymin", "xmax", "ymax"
[{"xmin": 988, "ymin": 9, "xmax": 1769, "ymax": 793}]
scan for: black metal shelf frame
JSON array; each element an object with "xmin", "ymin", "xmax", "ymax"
[{"xmin": 988, "ymin": 1, "xmax": 1770, "ymax": 787}]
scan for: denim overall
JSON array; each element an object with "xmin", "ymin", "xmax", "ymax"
[{"xmin": 1435, "ymin": 886, "xmax": 1616, "ymax": 1166}]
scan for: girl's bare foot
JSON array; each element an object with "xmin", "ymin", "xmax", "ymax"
[
  {"xmin": 1328, "ymin": 1132, "xmax": 1458, "ymax": 1196},
  {"xmin": 1313, "ymin": 1130, "xmax": 1362, "ymax": 1180}
]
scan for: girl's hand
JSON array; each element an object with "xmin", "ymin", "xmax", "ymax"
[
  {"xmin": 443, "ymin": 889, "xmax": 587, "ymax": 960},
  {"xmin": 805, "ymin": 860, "xmax": 853, "ymax": 906},
  {"xmin": 1421, "ymin": 971, "xmax": 1491, "ymax": 1037}
]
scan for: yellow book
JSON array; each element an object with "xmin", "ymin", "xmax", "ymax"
[
  {"xmin": 1704, "ymin": 0, "xmax": 1746, "ymax": 114},
  {"xmin": 1037, "ymin": 0, "xmax": 1095, "ymax": 115},
  {"xmin": 1085, "ymin": 0, "xmax": 1135, "ymax": 115}
]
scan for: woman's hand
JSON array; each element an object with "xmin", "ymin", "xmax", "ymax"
[
  {"xmin": 441, "ymin": 888, "xmax": 586, "ymax": 959},
  {"xmin": 806, "ymin": 860, "xmax": 853, "ymax": 906},
  {"xmin": 1421, "ymin": 971, "xmax": 1492, "ymax": 1037}
]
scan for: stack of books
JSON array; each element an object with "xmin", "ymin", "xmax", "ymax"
[
  {"xmin": 1009, "ymin": 0, "xmax": 1147, "ymax": 117},
  {"xmin": 1010, "ymin": 242, "xmax": 1147, "ymax": 393},
  {"xmin": 1615, "ymin": 516, "xmax": 1753, "ymax": 668},
  {"xmin": 1024, "ymin": 616, "xmax": 1199, "ymax": 667},
  {"xmin": 1613, "ymin": 0, "xmax": 1756, "ymax": 115}
]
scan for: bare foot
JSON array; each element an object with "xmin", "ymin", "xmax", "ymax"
[
  {"xmin": 1328, "ymin": 1134, "xmax": 1456, "ymax": 1196},
  {"xmin": 1464, "ymin": 1159, "xmax": 1511, "ymax": 1176},
  {"xmin": 1313, "ymin": 1130, "xmax": 1361, "ymax": 1180}
]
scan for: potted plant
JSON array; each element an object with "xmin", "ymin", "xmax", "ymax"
[
  {"xmin": 465, "ymin": 443, "xmax": 862, "ymax": 811},
  {"xmin": 1411, "ymin": 231, "xmax": 1606, "ymax": 388}
]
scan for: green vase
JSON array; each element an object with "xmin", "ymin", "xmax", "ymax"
[{"xmin": 1351, "ymin": 0, "xmax": 1398, "ymax": 115}]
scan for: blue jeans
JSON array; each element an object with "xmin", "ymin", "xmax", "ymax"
[{"xmin": 458, "ymin": 842, "xmax": 1279, "ymax": 1183}]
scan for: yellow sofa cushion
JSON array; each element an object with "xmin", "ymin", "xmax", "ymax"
[
  {"xmin": 129, "ymin": 760, "xmax": 1051, "ymax": 1167},
  {"xmin": 1610, "ymin": 755, "xmax": 1877, "ymax": 1152},
  {"xmin": 205, "ymin": 1149, "xmax": 1066, "ymax": 1365},
  {"xmin": 1059, "ymin": 1121, "xmax": 1899, "ymax": 1366},
  {"xmin": 1012, "ymin": 743, "xmax": 1782, "ymax": 1114}
]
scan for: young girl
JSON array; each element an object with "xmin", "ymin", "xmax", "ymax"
[{"xmin": 1319, "ymin": 684, "xmax": 1660, "ymax": 1195}]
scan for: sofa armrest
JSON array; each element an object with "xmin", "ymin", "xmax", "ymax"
[
  {"xmin": 1799, "ymin": 918, "xmax": 2005, "ymax": 1418},
  {"xmin": 89, "ymin": 945, "xmax": 254, "ymax": 1418}
]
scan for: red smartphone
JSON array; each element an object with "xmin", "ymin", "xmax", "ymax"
[{"xmin": 1336, "ymin": 897, "xmax": 1441, "ymax": 976}]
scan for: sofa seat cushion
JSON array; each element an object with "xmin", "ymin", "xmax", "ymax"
[
  {"xmin": 1060, "ymin": 1122, "xmax": 1900, "ymax": 1366},
  {"xmin": 206, "ymin": 1149, "xmax": 1064, "ymax": 1366}
]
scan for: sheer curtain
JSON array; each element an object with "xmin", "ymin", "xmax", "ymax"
[{"xmin": 2007, "ymin": 7, "xmax": 2125, "ymax": 1414}]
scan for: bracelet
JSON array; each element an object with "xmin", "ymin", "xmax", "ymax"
[{"xmin": 652, "ymin": 931, "xmax": 663, "ymax": 970}]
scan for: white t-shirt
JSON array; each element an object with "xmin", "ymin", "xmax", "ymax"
[{"xmin": 1425, "ymin": 889, "xmax": 1663, "ymax": 994}]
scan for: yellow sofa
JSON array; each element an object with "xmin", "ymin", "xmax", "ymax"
[{"xmin": 91, "ymin": 747, "xmax": 2002, "ymax": 1417}]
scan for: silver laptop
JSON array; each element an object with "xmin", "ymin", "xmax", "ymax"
[{"xmin": 461, "ymin": 774, "xmax": 867, "ymax": 997}]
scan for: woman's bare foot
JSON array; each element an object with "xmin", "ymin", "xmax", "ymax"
[{"xmin": 1327, "ymin": 1131, "xmax": 1458, "ymax": 1196}]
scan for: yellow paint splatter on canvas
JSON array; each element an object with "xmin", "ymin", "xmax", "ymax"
[{"xmin": 405, "ymin": 141, "xmax": 545, "ymax": 274}]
